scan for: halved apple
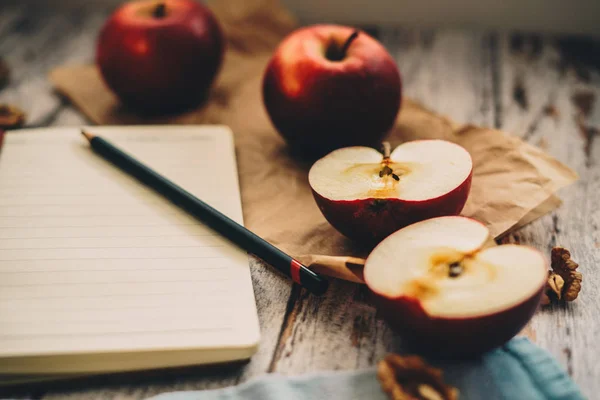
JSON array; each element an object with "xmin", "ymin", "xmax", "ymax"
[
  {"xmin": 364, "ymin": 216, "xmax": 548, "ymax": 356},
  {"xmin": 308, "ymin": 140, "xmax": 472, "ymax": 243}
]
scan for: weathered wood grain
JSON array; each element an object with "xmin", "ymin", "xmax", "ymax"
[
  {"xmin": 0, "ymin": 3, "xmax": 108, "ymax": 128},
  {"xmin": 497, "ymin": 34, "xmax": 600, "ymax": 398},
  {"xmin": 269, "ymin": 29, "xmax": 498, "ymax": 374},
  {"xmin": 387, "ymin": 29, "xmax": 496, "ymax": 127}
]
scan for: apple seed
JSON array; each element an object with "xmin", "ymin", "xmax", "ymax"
[{"xmin": 448, "ymin": 262, "xmax": 463, "ymax": 278}]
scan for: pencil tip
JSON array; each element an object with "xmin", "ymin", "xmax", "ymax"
[{"xmin": 80, "ymin": 130, "xmax": 95, "ymax": 142}]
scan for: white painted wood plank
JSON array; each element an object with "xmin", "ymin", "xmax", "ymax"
[
  {"xmin": 497, "ymin": 34, "xmax": 600, "ymax": 398},
  {"xmin": 0, "ymin": 5, "xmax": 109, "ymax": 128}
]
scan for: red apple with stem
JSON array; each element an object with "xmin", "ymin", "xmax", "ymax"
[
  {"xmin": 364, "ymin": 216, "xmax": 548, "ymax": 356},
  {"xmin": 308, "ymin": 140, "xmax": 472, "ymax": 243},
  {"xmin": 97, "ymin": 0, "xmax": 224, "ymax": 114},
  {"xmin": 263, "ymin": 25, "xmax": 402, "ymax": 157}
]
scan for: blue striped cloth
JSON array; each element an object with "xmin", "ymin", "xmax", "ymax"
[{"xmin": 148, "ymin": 338, "xmax": 584, "ymax": 400}]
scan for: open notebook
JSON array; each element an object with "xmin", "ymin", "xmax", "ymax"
[{"xmin": 0, "ymin": 126, "xmax": 260, "ymax": 384}]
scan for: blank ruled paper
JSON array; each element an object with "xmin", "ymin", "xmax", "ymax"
[{"xmin": 0, "ymin": 126, "xmax": 260, "ymax": 378}]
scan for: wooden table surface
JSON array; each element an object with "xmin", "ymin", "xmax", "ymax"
[{"xmin": 1, "ymin": 3, "xmax": 599, "ymax": 399}]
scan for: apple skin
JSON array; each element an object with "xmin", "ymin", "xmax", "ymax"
[
  {"xmin": 263, "ymin": 25, "xmax": 402, "ymax": 157},
  {"xmin": 97, "ymin": 0, "xmax": 224, "ymax": 114},
  {"xmin": 371, "ymin": 284, "xmax": 545, "ymax": 357},
  {"xmin": 312, "ymin": 170, "xmax": 472, "ymax": 244}
]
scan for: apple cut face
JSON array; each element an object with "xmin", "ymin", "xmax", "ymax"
[
  {"xmin": 365, "ymin": 217, "xmax": 547, "ymax": 318},
  {"xmin": 308, "ymin": 140, "xmax": 473, "ymax": 243},
  {"xmin": 309, "ymin": 140, "xmax": 471, "ymax": 201},
  {"xmin": 364, "ymin": 216, "xmax": 548, "ymax": 355}
]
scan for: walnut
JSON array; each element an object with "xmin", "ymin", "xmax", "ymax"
[
  {"xmin": 547, "ymin": 272, "xmax": 564, "ymax": 299},
  {"xmin": 0, "ymin": 104, "xmax": 25, "ymax": 129},
  {"xmin": 542, "ymin": 246, "xmax": 582, "ymax": 305},
  {"xmin": 541, "ymin": 272, "xmax": 564, "ymax": 305},
  {"xmin": 551, "ymin": 247, "xmax": 582, "ymax": 301},
  {"xmin": 377, "ymin": 354, "xmax": 458, "ymax": 400}
]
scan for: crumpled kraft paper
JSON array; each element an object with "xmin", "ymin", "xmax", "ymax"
[{"xmin": 49, "ymin": 0, "xmax": 577, "ymax": 283}]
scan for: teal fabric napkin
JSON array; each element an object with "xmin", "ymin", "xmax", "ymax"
[{"xmin": 147, "ymin": 338, "xmax": 584, "ymax": 400}]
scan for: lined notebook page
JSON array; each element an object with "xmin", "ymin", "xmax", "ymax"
[{"xmin": 0, "ymin": 126, "xmax": 260, "ymax": 375}]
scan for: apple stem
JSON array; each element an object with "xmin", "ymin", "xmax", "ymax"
[
  {"xmin": 153, "ymin": 2, "xmax": 167, "ymax": 18},
  {"xmin": 379, "ymin": 142, "xmax": 400, "ymax": 180},
  {"xmin": 339, "ymin": 30, "xmax": 359, "ymax": 58},
  {"xmin": 381, "ymin": 142, "xmax": 391, "ymax": 159},
  {"xmin": 327, "ymin": 30, "xmax": 360, "ymax": 61}
]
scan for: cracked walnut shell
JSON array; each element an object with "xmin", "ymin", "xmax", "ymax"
[
  {"xmin": 551, "ymin": 247, "xmax": 582, "ymax": 301},
  {"xmin": 542, "ymin": 246, "xmax": 582, "ymax": 304},
  {"xmin": 378, "ymin": 354, "xmax": 458, "ymax": 400}
]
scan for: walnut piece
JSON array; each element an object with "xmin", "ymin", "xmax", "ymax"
[
  {"xmin": 0, "ymin": 104, "xmax": 25, "ymax": 129},
  {"xmin": 541, "ymin": 272, "xmax": 564, "ymax": 305},
  {"xmin": 551, "ymin": 247, "xmax": 582, "ymax": 301},
  {"xmin": 377, "ymin": 354, "xmax": 458, "ymax": 400},
  {"xmin": 547, "ymin": 272, "xmax": 565, "ymax": 299},
  {"xmin": 542, "ymin": 246, "xmax": 582, "ymax": 305}
]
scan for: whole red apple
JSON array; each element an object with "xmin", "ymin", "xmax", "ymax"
[
  {"xmin": 263, "ymin": 25, "xmax": 402, "ymax": 157},
  {"xmin": 364, "ymin": 216, "xmax": 547, "ymax": 356},
  {"xmin": 97, "ymin": 0, "xmax": 224, "ymax": 113},
  {"xmin": 308, "ymin": 140, "xmax": 472, "ymax": 243}
]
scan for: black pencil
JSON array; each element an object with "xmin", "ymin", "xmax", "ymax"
[{"xmin": 81, "ymin": 130, "xmax": 328, "ymax": 295}]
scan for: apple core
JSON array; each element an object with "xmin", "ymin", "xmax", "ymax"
[{"xmin": 378, "ymin": 141, "xmax": 401, "ymax": 181}]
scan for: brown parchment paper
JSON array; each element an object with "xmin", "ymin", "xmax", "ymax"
[{"xmin": 49, "ymin": 0, "xmax": 577, "ymax": 283}]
